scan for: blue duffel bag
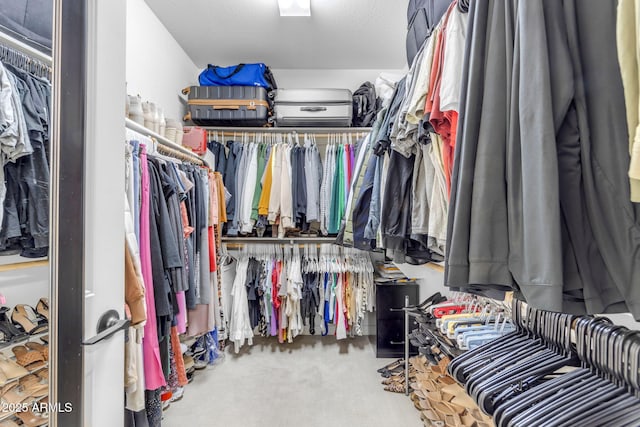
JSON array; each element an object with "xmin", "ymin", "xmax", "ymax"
[{"xmin": 198, "ymin": 63, "xmax": 277, "ymax": 90}]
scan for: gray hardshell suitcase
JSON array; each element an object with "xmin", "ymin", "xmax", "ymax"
[
  {"xmin": 182, "ymin": 85, "xmax": 271, "ymax": 127},
  {"xmin": 274, "ymin": 88, "xmax": 353, "ymax": 127}
]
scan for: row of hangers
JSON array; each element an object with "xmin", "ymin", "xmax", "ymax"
[
  {"xmin": 0, "ymin": 44, "xmax": 51, "ymax": 80},
  {"xmin": 126, "ymin": 127, "xmax": 205, "ymax": 166},
  {"xmin": 222, "ymin": 243, "xmax": 373, "ymax": 274},
  {"xmin": 208, "ymin": 131, "xmax": 368, "ymax": 146},
  {"xmin": 426, "ymin": 294, "xmax": 514, "ymax": 349},
  {"xmin": 312, "ymin": 244, "xmax": 373, "ymax": 274},
  {"xmin": 447, "ymin": 300, "xmax": 640, "ymax": 427}
]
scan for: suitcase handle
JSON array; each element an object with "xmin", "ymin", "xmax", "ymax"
[
  {"xmin": 209, "ymin": 63, "xmax": 246, "ymax": 79},
  {"xmin": 300, "ymin": 106, "xmax": 328, "ymax": 112}
]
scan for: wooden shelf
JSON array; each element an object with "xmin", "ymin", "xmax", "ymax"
[
  {"xmin": 0, "ymin": 260, "xmax": 48, "ymax": 272},
  {"xmin": 425, "ymin": 262, "xmax": 445, "ymax": 273}
]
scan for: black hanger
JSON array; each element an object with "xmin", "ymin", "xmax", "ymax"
[
  {"xmin": 494, "ymin": 316, "xmax": 597, "ymax": 426},
  {"xmin": 508, "ymin": 317, "xmax": 609, "ymax": 425},
  {"xmin": 458, "ymin": 304, "xmax": 539, "ymax": 388},
  {"xmin": 510, "ymin": 318, "xmax": 639, "ymax": 427},
  {"xmin": 565, "ymin": 328, "xmax": 640, "ymax": 427},
  {"xmin": 476, "ymin": 312, "xmax": 579, "ymax": 415},
  {"xmin": 447, "ymin": 300, "xmax": 527, "ymax": 382}
]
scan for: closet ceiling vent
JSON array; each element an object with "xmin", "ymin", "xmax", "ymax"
[{"xmin": 278, "ymin": 0, "xmax": 311, "ymax": 16}]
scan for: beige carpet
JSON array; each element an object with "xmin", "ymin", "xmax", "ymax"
[{"xmin": 162, "ymin": 336, "xmax": 422, "ymax": 427}]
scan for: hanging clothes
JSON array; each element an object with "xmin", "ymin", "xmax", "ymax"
[
  {"xmin": 125, "ymin": 127, "xmax": 229, "ymax": 398},
  {"xmin": 446, "ymin": 0, "xmax": 640, "ymax": 318},
  {"xmin": 226, "ymin": 244, "xmax": 374, "ymax": 348},
  {"xmin": 212, "ymin": 135, "xmax": 361, "ymax": 238},
  {"xmin": 0, "ymin": 59, "xmax": 51, "ymax": 258}
]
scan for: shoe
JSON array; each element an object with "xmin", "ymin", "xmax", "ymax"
[
  {"xmin": 35, "ymin": 299, "xmax": 48, "ymax": 322},
  {"xmin": 383, "ymin": 382, "xmax": 407, "ymax": 393},
  {"xmin": 160, "ymin": 390, "xmax": 172, "ymax": 411},
  {"xmin": 193, "ymin": 358, "xmax": 208, "ymax": 370},
  {"xmin": 25, "ymin": 343, "xmax": 47, "ymax": 362},
  {"xmin": 175, "ymin": 120, "xmax": 183, "ymax": 145},
  {"xmin": 165, "ymin": 118, "xmax": 183, "ymax": 145},
  {"xmin": 16, "ymin": 409, "xmax": 47, "ymax": 427},
  {"xmin": 35, "ymin": 369, "xmax": 47, "ymax": 382},
  {"xmin": 165, "ymin": 118, "xmax": 178, "ymax": 142},
  {"xmin": 1, "ymin": 384, "xmax": 31, "ymax": 405},
  {"xmin": 11, "ymin": 346, "xmax": 45, "ymax": 371},
  {"xmin": 420, "ymin": 410, "xmax": 444, "ymax": 426},
  {"xmin": 0, "ymin": 308, "xmax": 27, "ymax": 342},
  {"xmin": 11, "ymin": 306, "xmax": 47, "ymax": 335},
  {"xmin": 182, "ymin": 355, "xmax": 194, "ymax": 371},
  {"xmin": 380, "ymin": 364, "xmax": 405, "ymax": 378},
  {"xmin": 19, "ymin": 375, "xmax": 47, "ymax": 399},
  {"xmin": 0, "ymin": 354, "xmax": 28, "ymax": 381},
  {"xmin": 377, "ymin": 358, "xmax": 404, "ymax": 374},
  {"xmin": 382, "ymin": 374, "xmax": 405, "ymax": 386},
  {"xmin": 170, "ymin": 387, "xmax": 184, "ymax": 402},
  {"xmin": 142, "ymin": 102, "xmax": 153, "ymax": 131},
  {"xmin": 158, "ymin": 107, "xmax": 166, "ymax": 137},
  {"xmin": 128, "ymin": 95, "xmax": 144, "ymax": 125}
]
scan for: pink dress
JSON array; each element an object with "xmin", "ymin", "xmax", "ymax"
[{"xmin": 139, "ymin": 146, "xmax": 167, "ymax": 390}]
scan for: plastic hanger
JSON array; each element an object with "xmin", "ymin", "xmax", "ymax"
[
  {"xmin": 473, "ymin": 311, "xmax": 578, "ymax": 415},
  {"xmin": 533, "ymin": 323, "xmax": 639, "ymax": 427},
  {"xmin": 495, "ymin": 317, "xmax": 633, "ymax": 427},
  {"xmin": 448, "ymin": 300, "xmax": 532, "ymax": 383}
]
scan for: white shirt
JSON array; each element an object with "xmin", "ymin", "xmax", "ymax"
[
  {"xmin": 406, "ymin": 29, "xmax": 438, "ymax": 125},
  {"xmin": 439, "ymin": 7, "xmax": 468, "ymax": 112}
]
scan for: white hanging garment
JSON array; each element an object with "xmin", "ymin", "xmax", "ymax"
[
  {"xmin": 335, "ymin": 273, "xmax": 347, "ymax": 340},
  {"xmin": 229, "ymin": 257, "xmax": 254, "ymax": 353},
  {"xmin": 286, "ymin": 255, "xmax": 303, "ymax": 342}
]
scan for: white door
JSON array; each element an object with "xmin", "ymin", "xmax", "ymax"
[{"xmin": 82, "ymin": 0, "xmax": 127, "ymax": 426}]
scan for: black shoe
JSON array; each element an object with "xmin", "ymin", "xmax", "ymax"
[{"xmin": 0, "ymin": 307, "xmax": 27, "ymax": 341}]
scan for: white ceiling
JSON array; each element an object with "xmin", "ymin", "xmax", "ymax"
[{"xmin": 144, "ymin": 0, "xmax": 409, "ymax": 69}]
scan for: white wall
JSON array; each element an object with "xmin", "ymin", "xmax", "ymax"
[
  {"xmin": 126, "ymin": 0, "xmax": 199, "ymax": 121},
  {"xmin": 394, "ymin": 262, "xmax": 447, "ymax": 301},
  {"xmin": 272, "ymin": 69, "xmax": 406, "ymax": 91},
  {"xmin": 0, "ymin": 265, "xmax": 48, "ymax": 309}
]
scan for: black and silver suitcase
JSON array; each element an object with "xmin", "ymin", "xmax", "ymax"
[
  {"xmin": 274, "ymin": 89, "xmax": 353, "ymax": 127},
  {"xmin": 182, "ymin": 85, "xmax": 271, "ymax": 127}
]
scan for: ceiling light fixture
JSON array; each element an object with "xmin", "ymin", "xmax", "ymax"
[{"xmin": 278, "ymin": 0, "xmax": 311, "ymax": 16}]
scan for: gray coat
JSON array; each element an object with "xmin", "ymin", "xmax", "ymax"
[{"xmin": 445, "ymin": 0, "xmax": 640, "ymax": 319}]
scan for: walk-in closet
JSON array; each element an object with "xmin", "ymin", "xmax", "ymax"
[{"xmin": 0, "ymin": 0, "xmax": 639, "ymax": 426}]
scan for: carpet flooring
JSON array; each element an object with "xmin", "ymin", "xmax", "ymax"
[{"xmin": 162, "ymin": 336, "xmax": 421, "ymax": 427}]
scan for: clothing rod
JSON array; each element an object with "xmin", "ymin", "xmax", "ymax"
[
  {"xmin": 221, "ymin": 237, "xmax": 336, "ymax": 244},
  {"xmin": 125, "ymin": 118, "xmax": 204, "ymax": 165},
  {"xmin": 201, "ymin": 126, "xmax": 372, "ymax": 133},
  {"xmin": 207, "ymin": 132, "xmax": 369, "ymax": 140},
  {"xmin": 224, "ymin": 243, "xmax": 333, "ymax": 249},
  {"xmin": 155, "ymin": 144, "xmax": 204, "ymax": 166},
  {"xmin": 0, "ymin": 30, "xmax": 52, "ymax": 65}
]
